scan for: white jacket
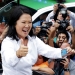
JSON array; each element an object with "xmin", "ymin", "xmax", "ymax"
[{"xmin": 1, "ymin": 36, "xmax": 62, "ymax": 75}]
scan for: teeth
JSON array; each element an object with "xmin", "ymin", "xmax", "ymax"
[
  {"xmin": 23, "ymin": 28, "xmax": 29, "ymax": 32},
  {"xmin": 22, "ymin": 30, "xmax": 27, "ymax": 32}
]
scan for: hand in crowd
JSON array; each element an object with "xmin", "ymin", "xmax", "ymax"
[
  {"xmin": 53, "ymin": 20, "xmax": 60, "ymax": 29},
  {"xmin": 60, "ymin": 58, "xmax": 69, "ymax": 69},
  {"xmin": 16, "ymin": 39, "xmax": 28, "ymax": 58},
  {"xmin": 66, "ymin": 25, "xmax": 74, "ymax": 33},
  {"xmin": 65, "ymin": 46, "xmax": 75, "ymax": 56},
  {"xmin": 47, "ymin": 26, "xmax": 56, "ymax": 38},
  {"xmin": 61, "ymin": 43, "xmax": 75, "ymax": 56},
  {"xmin": 32, "ymin": 66, "xmax": 39, "ymax": 70}
]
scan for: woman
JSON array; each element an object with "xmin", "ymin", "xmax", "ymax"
[{"xmin": 1, "ymin": 6, "xmax": 73, "ymax": 75}]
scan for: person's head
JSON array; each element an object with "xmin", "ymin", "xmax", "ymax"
[
  {"xmin": 56, "ymin": 30, "xmax": 69, "ymax": 47},
  {"xmin": 33, "ymin": 26, "xmax": 41, "ymax": 35},
  {"xmin": 54, "ymin": 8, "xmax": 68, "ymax": 21},
  {"xmin": 54, "ymin": 9, "xmax": 64, "ymax": 21},
  {"xmin": 60, "ymin": 42, "xmax": 70, "ymax": 49},
  {"xmin": 35, "ymin": 55, "xmax": 48, "ymax": 65},
  {"xmin": 37, "ymin": 29, "xmax": 48, "ymax": 44},
  {"xmin": 6, "ymin": 6, "xmax": 34, "ymax": 41}
]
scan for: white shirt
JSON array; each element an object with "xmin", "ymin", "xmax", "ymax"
[
  {"xmin": 69, "ymin": 11, "xmax": 75, "ymax": 28},
  {"xmin": 1, "ymin": 36, "xmax": 62, "ymax": 75},
  {"xmin": 46, "ymin": 11, "xmax": 54, "ymax": 22}
]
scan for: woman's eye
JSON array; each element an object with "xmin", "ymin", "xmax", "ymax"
[{"xmin": 22, "ymin": 22, "xmax": 25, "ymax": 24}]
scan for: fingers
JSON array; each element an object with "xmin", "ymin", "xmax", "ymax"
[
  {"xmin": 71, "ymin": 49, "xmax": 75, "ymax": 54},
  {"xmin": 20, "ymin": 38, "xmax": 24, "ymax": 46},
  {"xmin": 66, "ymin": 25, "xmax": 74, "ymax": 33},
  {"xmin": 19, "ymin": 51, "xmax": 28, "ymax": 57},
  {"xmin": 16, "ymin": 46, "xmax": 28, "ymax": 58},
  {"xmin": 66, "ymin": 47, "xmax": 75, "ymax": 56},
  {"xmin": 16, "ymin": 38, "xmax": 28, "ymax": 58}
]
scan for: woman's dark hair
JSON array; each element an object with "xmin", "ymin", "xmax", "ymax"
[
  {"xmin": 6, "ymin": 6, "xmax": 34, "ymax": 41},
  {"xmin": 56, "ymin": 30, "xmax": 69, "ymax": 41},
  {"xmin": 54, "ymin": 9, "xmax": 61, "ymax": 21}
]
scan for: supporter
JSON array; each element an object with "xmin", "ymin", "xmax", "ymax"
[
  {"xmin": 53, "ymin": 9, "xmax": 74, "ymax": 44},
  {"xmin": 1, "ymin": 5, "xmax": 73, "ymax": 75},
  {"xmin": 32, "ymin": 55, "xmax": 54, "ymax": 75},
  {"xmin": 55, "ymin": 30, "xmax": 70, "ymax": 48}
]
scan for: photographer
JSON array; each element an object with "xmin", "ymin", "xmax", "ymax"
[
  {"xmin": 46, "ymin": 3, "xmax": 65, "ymax": 22},
  {"xmin": 53, "ymin": 8, "xmax": 74, "ymax": 44}
]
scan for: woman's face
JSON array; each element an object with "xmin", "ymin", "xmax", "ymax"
[
  {"xmin": 57, "ymin": 12, "xmax": 64, "ymax": 21},
  {"xmin": 15, "ymin": 13, "xmax": 32, "ymax": 39}
]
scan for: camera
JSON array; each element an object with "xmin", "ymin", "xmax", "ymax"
[
  {"xmin": 58, "ymin": 20, "xmax": 69, "ymax": 31},
  {"xmin": 40, "ymin": 22, "xmax": 52, "ymax": 31},
  {"xmin": 37, "ymin": 22, "xmax": 52, "ymax": 40},
  {"xmin": 58, "ymin": 7, "xmax": 69, "ymax": 31},
  {"xmin": 55, "ymin": 58, "xmax": 66, "ymax": 62},
  {"xmin": 60, "ymin": 8, "xmax": 68, "ymax": 19}
]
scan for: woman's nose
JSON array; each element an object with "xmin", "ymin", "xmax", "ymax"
[{"xmin": 25, "ymin": 23, "xmax": 29, "ymax": 27}]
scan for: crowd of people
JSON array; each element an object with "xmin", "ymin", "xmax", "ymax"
[
  {"xmin": 32, "ymin": 3, "xmax": 75, "ymax": 75},
  {"xmin": 0, "ymin": 3, "xmax": 75, "ymax": 75}
]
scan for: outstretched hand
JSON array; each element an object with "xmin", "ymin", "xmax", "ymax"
[
  {"xmin": 16, "ymin": 38, "xmax": 28, "ymax": 58},
  {"xmin": 66, "ymin": 47, "xmax": 75, "ymax": 56},
  {"xmin": 61, "ymin": 43, "xmax": 75, "ymax": 57}
]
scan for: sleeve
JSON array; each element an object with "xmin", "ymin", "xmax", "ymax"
[
  {"xmin": 69, "ymin": 11, "xmax": 75, "ymax": 27},
  {"xmin": 1, "ymin": 39, "xmax": 20, "ymax": 67},
  {"xmin": 36, "ymin": 37, "xmax": 62, "ymax": 59},
  {"xmin": 46, "ymin": 11, "xmax": 54, "ymax": 22},
  {"xmin": 69, "ymin": 11, "xmax": 75, "ymax": 20}
]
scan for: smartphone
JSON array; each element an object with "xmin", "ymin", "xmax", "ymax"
[{"xmin": 61, "ymin": 49, "xmax": 67, "ymax": 56}]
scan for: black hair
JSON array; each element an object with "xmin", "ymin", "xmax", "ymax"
[
  {"xmin": 37, "ymin": 30, "xmax": 48, "ymax": 38},
  {"xmin": 42, "ymin": 56, "xmax": 49, "ymax": 62},
  {"xmin": 54, "ymin": 9, "xmax": 61, "ymax": 21},
  {"xmin": 6, "ymin": 6, "xmax": 34, "ymax": 41},
  {"xmin": 56, "ymin": 30, "xmax": 69, "ymax": 41},
  {"xmin": 54, "ymin": 8, "xmax": 68, "ymax": 21}
]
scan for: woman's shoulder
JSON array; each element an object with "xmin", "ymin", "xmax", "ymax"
[
  {"xmin": 2, "ymin": 36, "xmax": 17, "ymax": 45},
  {"xmin": 3, "ymin": 37, "xmax": 13, "ymax": 41}
]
